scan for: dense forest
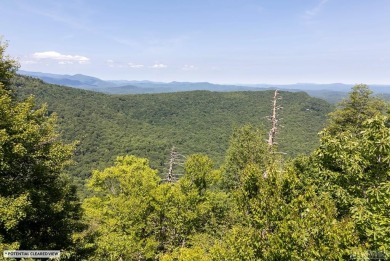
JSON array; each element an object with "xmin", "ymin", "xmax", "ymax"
[
  {"xmin": 1, "ymin": 41, "xmax": 390, "ymax": 260},
  {"xmin": 12, "ymin": 75, "xmax": 333, "ymax": 188}
]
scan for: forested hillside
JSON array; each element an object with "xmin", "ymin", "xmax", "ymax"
[
  {"xmin": 12, "ymin": 75, "xmax": 333, "ymax": 181},
  {"xmin": 2, "ymin": 41, "xmax": 390, "ymax": 260}
]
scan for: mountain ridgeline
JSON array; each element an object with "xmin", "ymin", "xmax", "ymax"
[
  {"xmin": 12, "ymin": 75, "xmax": 333, "ymax": 181},
  {"xmin": 3, "ymin": 34, "xmax": 390, "ymax": 259},
  {"xmin": 18, "ymin": 70, "xmax": 390, "ymax": 104}
]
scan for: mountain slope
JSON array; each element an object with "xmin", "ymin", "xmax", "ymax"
[{"xmin": 12, "ymin": 75, "xmax": 333, "ymax": 181}]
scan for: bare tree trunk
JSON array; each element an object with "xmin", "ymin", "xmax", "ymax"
[
  {"xmin": 166, "ymin": 146, "xmax": 176, "ymax": 183},
  {"xmin": 268, "ymin": 90, "xmax": 280, "ymax": 147},
  {"xmin": 163, "ymin": 146, "xmax": 184, "ymax": 183}
]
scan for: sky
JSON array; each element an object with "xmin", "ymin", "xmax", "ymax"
[{"xmin": 1, "ymin": 0, "xmax": 390, "ymax": 84}]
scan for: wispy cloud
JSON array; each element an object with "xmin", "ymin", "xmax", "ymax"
[
  {"xmin": 150, "ymin": 63, "xmax": 167, "ymax": 69},
  {"xmin": 128, "ymin": 62, "xmax": 144, "ymax": 69},
  {"xmin": 16, "ymin": 1, "xmax": 96, "ymax": 34},
  {"xmin": 32, "ymin": 51, "xmax": 90, "ymax": 64},
  {"xmin": 304, "ymin": 0, "xmax": 329, "ymax": 20},
  {"xmin": 182, "ymin": 65, "xmax": 198, "ymax": 71}
]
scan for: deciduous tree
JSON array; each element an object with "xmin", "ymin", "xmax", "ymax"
[{"xmin": 0, "ymin": 40, "xmax": 82, "ymax": 258}]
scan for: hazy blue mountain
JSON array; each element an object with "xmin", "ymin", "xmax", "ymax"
[
  {"xmin": 244, "ymin": 83, "xmax": 390, "ymax": 98},
  {"xmin": 91, "ymin": 85, "xmax": 157, "ymax": 94},
  {"xmin": 117, "ymin": 81, "xmax": 267, "ymax": 93},
  {"xmin": 18, "ymin": 70, "xmax": 266, "ymax": 93},
  {"xmin": 18, "ymin": 70, "xmax": 116, "ymax": 89},
  {"xmin": 107, "ymin": 80, "xmax": 163, "ymax": 85},
  {"xmin": 18, "ymin": 70, "xmax": 390, "ymax": 103},
  {"xmin": 243, "ymin": 83, "xmax": 354, "ymax": 92},
  {"xmin": 304, "ymin": 90, "xmax": 347, "ymax": 104}
]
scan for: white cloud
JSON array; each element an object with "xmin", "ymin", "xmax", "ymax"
[
  {"xmin": 32, "ymin": 51, "xmax": 90, "ymax": 64},
  {"xmin": 150, "ymin": 63, "xmax": 167, "ymax": 69},
  {"xmin": 128, "ymin": 62, "xmax": 144, "ymax": 68},
  {"xmin": 182, "ymin": 64, "xmax": 197, "ymax": 71}
]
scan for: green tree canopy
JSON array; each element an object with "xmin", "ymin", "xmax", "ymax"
[
  {"xmin": 83, "ymin": 155, "xmax": 161, "ymax": 260},
  {"xmin": 0, "ymin": 40, "xmax": 82, "ymax": 258},
  {"xmin": 294, "ymin": 85, "xmax": 390, "ymax": 257},
  {"xmin": 326, "ymin": 84, "xmax": 388, "ymax": 134},
  {"xmin": 0, "ymin": 39, "xmax": 18, "ymax": 89}
]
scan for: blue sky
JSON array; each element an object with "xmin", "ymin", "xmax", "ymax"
[{"xmin": 1, "ymin": 0, "xmax": 390, "ymax": 84}]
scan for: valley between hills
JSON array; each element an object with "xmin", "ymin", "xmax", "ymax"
[{"xmin": 13, "ymin": 75, "xmax": 332, "ymax": 185}]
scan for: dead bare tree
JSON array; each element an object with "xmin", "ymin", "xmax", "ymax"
[
  {"xmin": 264, "ymin": 90, "xmax": 283, "ymax": 178},
  {"xmin": 268, "ymin": 89, "xmax": 282, "ymax": 148},
  {"xmin": 163, "ymin": 146, "xmax": 185, "ymax": 183}
]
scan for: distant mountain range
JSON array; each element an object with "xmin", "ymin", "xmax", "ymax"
[
  {"xmin": 18, "ymin": 70, "xmax": 268, "ymax": 93},
  {"xmin": 18, "ymin": 70, "xmax": 390, "ymax": 103}
]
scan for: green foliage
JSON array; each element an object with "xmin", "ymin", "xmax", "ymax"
[
  {"xmin": 0, "ymin": 39, "xmax": 19, "ymax": 89},
  {"xmin": 208, "ymin": 225, "xmax": 261, "ymax": 260},
  {"xmin": 0, "ymin": 41, "xmax": 83, "ymax": 259},
  {"xmin": 326, "ymin": 84, "xmax": 388, "ymax": 133},
  {"xmin": 82, "ymin": 117, "xmax": 369, "ymax": 260},
  {"xmin": 0, "ymin": 193, "xmax": 30, "ymax": 232},
  {"xmin": 183, "ymin": 154, "xmax": 214, "ymax": 194},
  {"xmin": 294, "ymin": 85, "xmax": 390, "ymax": 257},
  {"xmin": 222, "ymin": 124, "xmax": 269, "ymax": 190},
  {"xmin": 316, "ymin": 115, "xmax": 390, "ymax": 255},
  {"xmin": 265, "ymin": 185, "xmax": 357, "ymax": 260},
  {"xmin": 352, "ymin": 182, "xmax": 390, "ymax": 254},
  {"xmin": 0, "ymin": 84, "xmax": 81, "ymax": 249},
  {"xmin": 208, "ymin": 123, "xmax": 359, "ymax": 260},
  {"xmin": 161, "ymin": 125, "xmax": 356, "ymax": 260},
  {"xmin": 6, "ymin": 33, "xmax": 389, "ymax": 259},
  {"xmin": 83, "ymin": 155, "xmax": 160, "ymax": 260},
  {"xmin": 83, "ymin": 154, "xmax": 232, "ymax": 260},
  {"xmin": 12, "ymin": 75, "xmax": 333, "ymax": 188},
  {"xmin": 317, "ymin": 115, "xmax": 389, "ymax": 199}
]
